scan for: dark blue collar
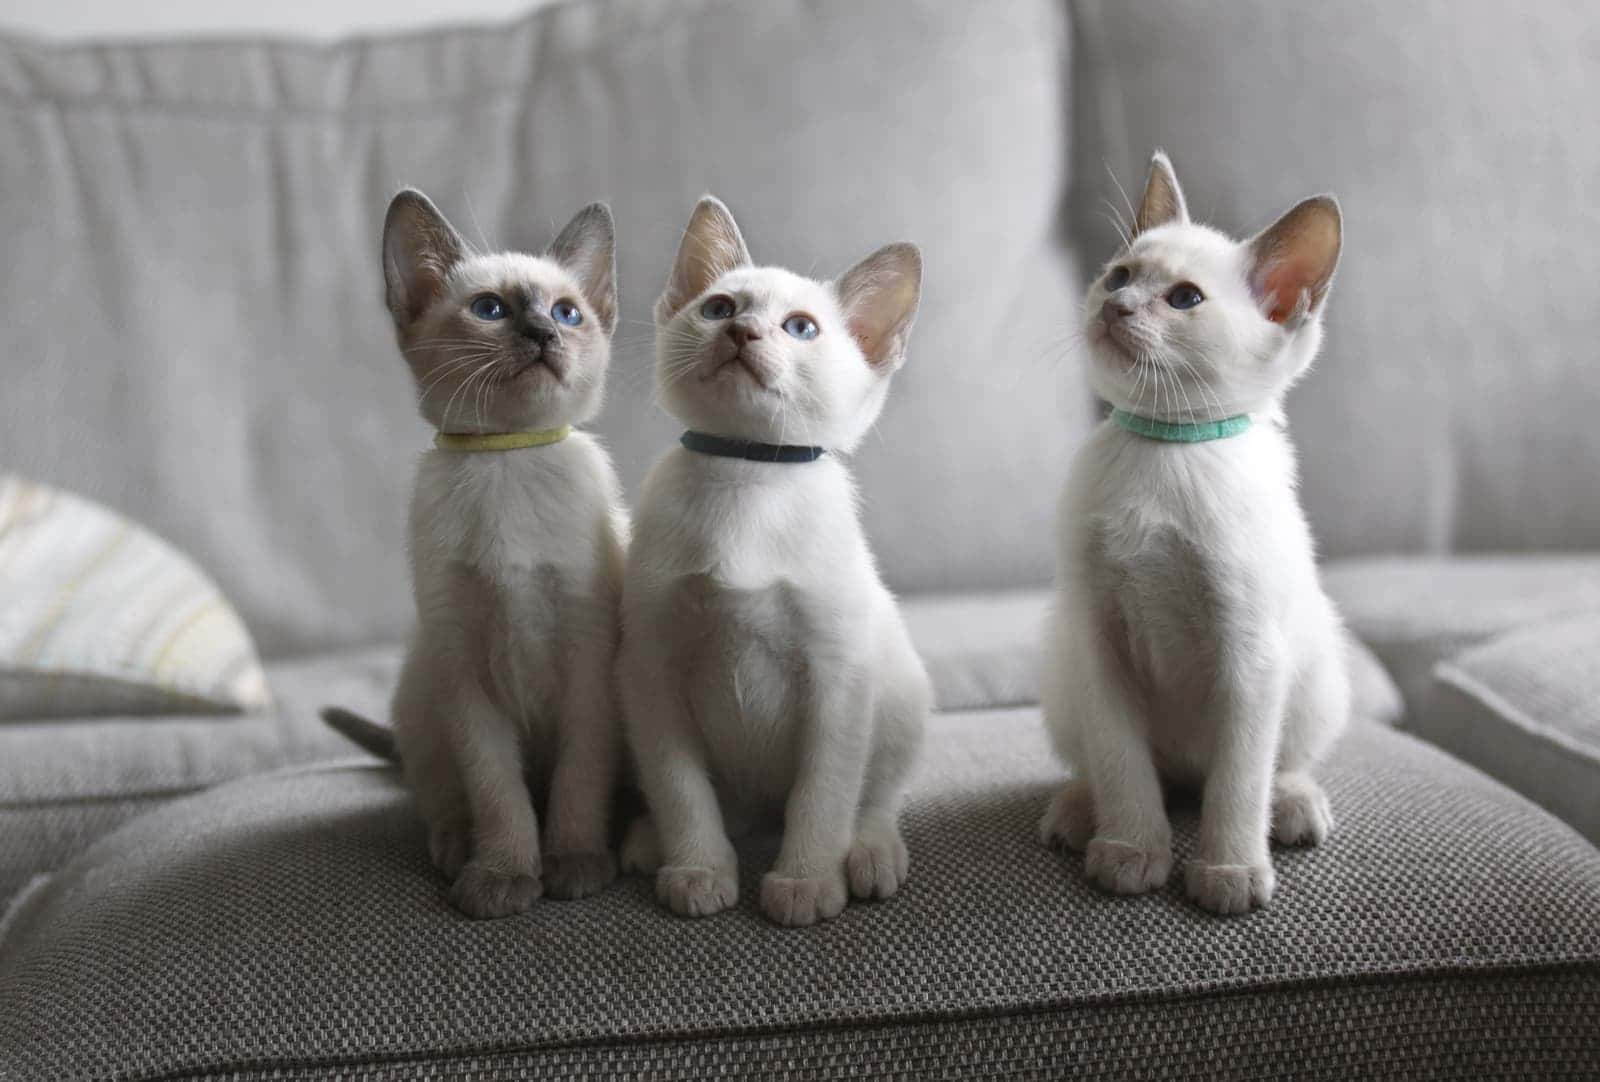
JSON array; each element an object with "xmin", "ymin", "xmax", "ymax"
[{"xmin": 680, "ymin": 431, "xmax": 826, "ymax": 464}]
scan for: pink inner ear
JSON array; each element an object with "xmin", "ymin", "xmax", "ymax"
[{"xmin": 1259, "ymin": 258, "xmax": 1308, "ymax": 324}]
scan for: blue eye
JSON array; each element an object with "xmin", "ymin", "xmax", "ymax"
[
  {"xmin": 469, "ymin": 295, "xmax": 507, "ymax": 321},
  {"xmin": 782, "ymin": 314, "xmax": 819, "ymax": 340},
  {"xmin": 700, "ymin": 295, "xmax": 736, "ymax": 320},
  {"xmin": 1105, "ymin": 266, "xmax": 1131, "ymax": 291},
  {"xmin": 551, "ymin": 300, "xmax": 582, "ymax": 326},
  {"xmin": 1167, "ymin": 283, "xmax": 1205, "ymax": 310}
]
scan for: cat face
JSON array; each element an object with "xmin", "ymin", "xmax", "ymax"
[
  {"xmin": 382, "ymin": 191, "xmax": 617, "ymax": 434},
  {"xmin": 1083, "ymin": 152, "xmax": 1342, "ymax": 420},
  {"xmin": 654, "ymin": 197, "xmax": 921, "ymax": 452}
]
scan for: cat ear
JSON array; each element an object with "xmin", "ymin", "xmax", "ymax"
[
  {"xmin": 1135, "ymin": 150, "xmax": 1189, "ymax": 234},
  {"xmin": 548, "ymin": 202, "xmax": 617, "ymax": 334},
  {"xmin": 836, "ymin": 242, "xmax": 922, "ymax": 371},
  {"xmin": 1247, "ymin": 195, "xmax": 1342, "ymax": 325},
  {"xmin": 382, "ymin": 189, "xmax": 466, "ymax": 328},
  {"xmin": 655, "ymin": 196, "xmax": 752, "ymax": 323}
]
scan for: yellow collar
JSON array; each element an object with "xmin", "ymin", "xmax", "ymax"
[{"xmin": 433, "ymin": 426, "xmax": 572, "ymax": 453}]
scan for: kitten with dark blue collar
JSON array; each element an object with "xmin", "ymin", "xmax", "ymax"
[{"xmin": 618, "ymin": 197, "xmax": 932, "ymax": 927}]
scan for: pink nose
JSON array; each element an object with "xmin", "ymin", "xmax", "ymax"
[
  {"xmin": 726, "ymin": 318, "xmax": 763, "ymax": 344},
  {"xmin": 1101, "ymin": 298, "xmax": 1133, "ymax": 324}
]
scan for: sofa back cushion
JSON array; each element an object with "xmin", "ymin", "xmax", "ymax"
[
  {"xmin": 1070, "ymin": 0, "xmax": 1600, "ymax": 558},
  {"xmin": 0, "ymin": 0, "xmax": 1080, "ymax": 657}
]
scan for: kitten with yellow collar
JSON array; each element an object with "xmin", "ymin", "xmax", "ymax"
[{"xmin": 324, "ymin": 190, "xmax": 634, "ymax": 918}]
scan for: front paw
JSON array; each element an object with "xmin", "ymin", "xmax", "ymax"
[
  {"xmin": 427, "ymin": 823, "xmax": 471, "ymax": 879},
  {"xmin": 1084, "ymin": 837, "xmax": 1171, "ymax": 894},
  {"xmin": 542, "ymin": 850, "xmax": 617, "ymax": 900},
  {"xmin": 761, "ymin": 871, "xmax": 848, "ymax": 927},
  {"xmin": 1272, "ymin": 782, "xmax": 1333, "ymax": 847},
  {"xmin": 1184, "ymin": 859, "xmax": 1276, "ymax": 915},
  {"xmin": 449, "ymin": 861, "xmax": 542, "ymax": 919},
  {"xmin": 847, "ymin": 830, "xmax": 909, "ymax": 901},
  {"xmin": 656, "ymin": 865, "xmax": 738, "ymax": 918}
]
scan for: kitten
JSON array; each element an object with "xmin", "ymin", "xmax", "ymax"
[
  {"xmin": 617, "ymin": 197, "xmax": 931, "ymax": 927},
  {"xmin": 325, "ymin": 190, "xmax": 634, "ymax": 919},
  {"xmin": 1039, "ymin": 152, "xmax": 1351, "ymax": 915}
]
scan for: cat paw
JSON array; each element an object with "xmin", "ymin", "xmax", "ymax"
[
  {"xmin": 1184, "ymin": 859, "xmax": 1276, "ymax": 915},
  {"xmin": 427, "ymin": 824, "xmax": 470, "ymax": 879},
  {"xmin": 542, "ymin": 850, "xmax": 617, "ymax": 900},
  {"xmin": 1272, "ymin": 779, "xmax": 1333, "ymax": 847},
  {"xmin": 1084, "ymin": 837, "xmax": 1172, "ymax": 894},
  {"xmin": 1039, "ymin": 780, "xmax": 1095, "ymax": 852},
  {"xmin": 448, "ymin": 861, "xmax": 541, "ymax": 919},
  {"xmin": 656, "ymin": 865, "xmax": 737, "ymax": 918},
  {"xmin": 619, "ymin": 816, "xmax": 661, "ymax": 876},
  {"xmin": 847, "ymin": 830, "xmax": 909, "ymax": 901},
  {"xmin": 760, "ymin": 871, "xmax": 848, "ymax": 927}
]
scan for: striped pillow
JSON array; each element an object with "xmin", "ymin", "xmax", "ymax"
[{"xmin": 0, "ymin": 474, "xmax": 270, "ymax": 720}]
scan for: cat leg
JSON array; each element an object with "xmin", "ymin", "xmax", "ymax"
[
  {"xmin": 445, "ymin": 676, "xmax": 544, "ymax": 919},
  {"xmin": 1039, "ymin": 778, "xmax": 1096, "ymax": 852},
  {"xmin": 1272, "ymin": 637, "xmax": 1348, "ymax": 847},
  {"xmin": 618, "ymin": 812, "xmax": 660, "ymax": 875},
  {"xmin": 620, "ymin": 635, "xmax": 739, "ymax": 918},
  {"xmin": 1068, "ymin": 621, "xmax": 1173, "ymax": 894},
  {"xmin": 541, "ymin": 619, "xmax": 621, "ymax": 900},
  {"xmin": 762, "ymin": 657, "xmax": 872, "ymax": 927},
  {"xmin": 393, "ymin": 652, "xmax": 470, "ymax": 879},
  {"xmin": 846, "ymin": 646, "xmax": 928, "ymax": 902},
  {"xmin": 1186, "ymin": 639, "xmax": 1289, "ymax": 915}
]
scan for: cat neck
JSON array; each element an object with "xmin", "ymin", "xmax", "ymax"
[{"xmin": 1108, "ymin": 409, "xmax": 1252, "ymax": 444}]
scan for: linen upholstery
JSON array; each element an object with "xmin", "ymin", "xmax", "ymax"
[
  {"xmin": 1324, "ymin": 555, "xmax": 1600, "ymax": 719},
  {"xmin": 1430, "ymin": 616, "xmax": 1600, "ymax": 842},
  {"xmin": 1069, "ymin": 0, "xmax": 1600, "ymax": 559},
  {"xmin": 0, "ymin": 0, "xmax": 1081, "ymax": 659},
  {"xmin": 3, "ymin": 715, "xmax": 1597, "ymax": 1081},
  {"xmin": 0, "ymin": 474, "xmax": 269, "ymax": 720}
]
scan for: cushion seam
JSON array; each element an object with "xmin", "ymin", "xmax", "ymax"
[{"xmin": 135, "ymin": 959, "xmax": 1600, "ymax": 1082}]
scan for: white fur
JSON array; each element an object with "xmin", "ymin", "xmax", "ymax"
[
  {"xmin": 1040, "ymin": 154, "xmax": 1351, "ymax": 914},
  {"xmin": 380, "ymin": 191, "xmax": 633, "ymax": 918},
  {"xmin": 619, "ymin": 197, "xmax": 931, "ymax": 927}
]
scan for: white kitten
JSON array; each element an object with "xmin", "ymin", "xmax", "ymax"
[
  {"xmin": 326, "ymin": 190, "xmax": 633, "ymax": 919},
  {"xmin": 618, "ymin": 197, "xmax": 931, "ymax": 927},
  {"xmin": 1039, "ymin": 152, "xmax": 1351, "ymax": 915}
]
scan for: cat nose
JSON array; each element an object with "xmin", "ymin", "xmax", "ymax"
[
  {"xmin": 726, "ymin": 318, "xmax": 763, "ymax": 345},
  {"xmin": 1101, "ymin": 298, "xmax": 1134, "ymax": 324},
  {"xmin": 520, "ymin": 321, "xmax": 556, "ymax": 345}
]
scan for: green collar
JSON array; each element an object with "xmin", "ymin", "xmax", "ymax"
[
  {"xmin": 433, "ymin": 426, "xmax": 571, "ymax": 453},
  {"xmin": 1110, "ymin": 408, "xmax": 1252, "ymax": 443}
]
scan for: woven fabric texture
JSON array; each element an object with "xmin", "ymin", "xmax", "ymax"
[{"xmin": 2, "ymin": 713, "xmax": 1597, "ymax": 1081}]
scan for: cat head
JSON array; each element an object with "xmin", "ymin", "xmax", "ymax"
[
  {"xmin": 1083, "ymin": 151, "xmax": 1342, "ymax": 420},
  {"xmin": 653, "ymin": 196, "xmax": 922, "ymax": 453},
  {"xmin": 382, "ymin": 189, "xmax": 617, "ymax": 433}
]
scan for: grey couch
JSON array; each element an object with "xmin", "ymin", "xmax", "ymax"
[{"xmin": 2, "ymin": 1, "xmax": 1598, "ymax": 1078}]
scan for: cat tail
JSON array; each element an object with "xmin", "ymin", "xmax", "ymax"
[{"xmin": 320, "ymin": 706, "xmax": 401, "ymax": 764}]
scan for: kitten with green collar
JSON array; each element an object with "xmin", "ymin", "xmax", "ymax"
[
  {"xmin": 323, "ymin": 191, "xmax": 642, "ymax": 918},
  {"xmin": 1041, "ymin": 152, "xmax": 1351, "ymax": 914}
]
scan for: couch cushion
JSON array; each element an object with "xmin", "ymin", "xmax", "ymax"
[
  {"xmin": 1429, "ymin": 616, "xmax": 1600, "ymax": 843},
  {"xmin": 1069, "ymin": 0, "xmax": 1600, "ymax": 558},
  {"xmin": 3, "ymin": 714, "xmax": 1597, "ymax": 1080},
  {"xmin": 1324, "ymin": 555, "xmax": 1600, "ymax": 721},
  {"xmin": 0, "ymin": 0, "xmax": 1080, "ymax": 658}
]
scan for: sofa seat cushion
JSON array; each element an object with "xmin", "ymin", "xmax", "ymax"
[
  {"xmin": 1323, "ymin": 555, "xmax": 1600, "ymax": 721},
  {"xmin": 0, "ymin": 645, "xmax": 395, "ymax": 905},
  {"xmin": 1428, "ymin": 616, "xmax": 1600, "ymax": 843},
  {"xmin": 3, "ymin": 714, "xmax": 1596, "ymax": 1081}
]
